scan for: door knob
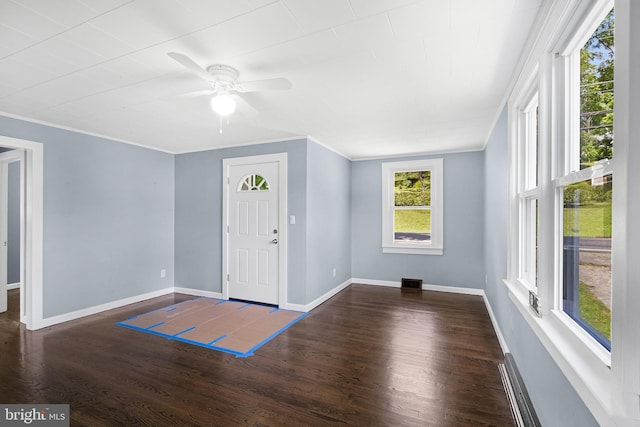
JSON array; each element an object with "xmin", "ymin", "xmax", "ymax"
[{"xmin": 271, "ymin": 238, "xmax": 278, "ymax": 244}]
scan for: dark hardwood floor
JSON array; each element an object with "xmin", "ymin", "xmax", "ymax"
[{"xmin": 0, "ymin": 285, "xmax": 513, "ymax": 426}]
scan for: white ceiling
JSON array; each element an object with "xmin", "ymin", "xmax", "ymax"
[{"xmin": 0, "ymin": 0, "xmax": 543, "ymax": 159}]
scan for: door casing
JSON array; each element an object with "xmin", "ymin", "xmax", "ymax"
[{"xmin": 0, "ymin": 135, "xmax": 43, "ymax": 330}]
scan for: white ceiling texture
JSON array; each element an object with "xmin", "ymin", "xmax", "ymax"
[{"xmin": 0, "ymin": 0, "xmax": 543, "ymax": 159}]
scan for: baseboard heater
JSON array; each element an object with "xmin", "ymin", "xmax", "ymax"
[{"xmin": 498, "ymin": 353, "xmax": 541, "ymax": 427}]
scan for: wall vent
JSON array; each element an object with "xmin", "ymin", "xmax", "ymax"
[
  {"xmin": 401, "ymin": 278, "xmax": 422, "ymax": 289},
  {"xmin": 498, "ymin": 353, "xmax": 541, "ymax": 427}
]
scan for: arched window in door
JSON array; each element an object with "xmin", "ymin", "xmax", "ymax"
[{"xmin": 237, "ymin": 174, "xmax": 270, "ymax": 192}]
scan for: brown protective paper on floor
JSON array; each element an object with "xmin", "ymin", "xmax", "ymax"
[
  {"xmin": 123, "ymin": 298, "xmax": 214, "ymax": 329},
  {"xmin": 213, "ymin": 309, "xmax": 303, "ymax": 352},
  {"xmin": 119, "ymin": 298, "xmax": 306, "ymax": 356},
  {"xmin": 178, "ymin": 303, "xmax": 273, "ymax": 343},
  {"xmin": 151, "ymin": 300, "xmax": 240, "ymax": 336}
]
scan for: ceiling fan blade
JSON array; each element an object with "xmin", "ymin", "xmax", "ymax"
[
  {"xmin": 232, "ymin": 94, "xmax": 259, "ymax": 118},
  {"xmin": 168, "ymin": 52, "xmax": 213, "ymax": 82},
  {"xmin": 160, "ymin": 89, "xmax": 214, "ymax": 102},
  {"xmin": 175, "ymin": 89, "xmax": 214, "ymax": 99},
  {"xmin": 237, "ymin": 77, "xmax": 292, "ymax": 93}
]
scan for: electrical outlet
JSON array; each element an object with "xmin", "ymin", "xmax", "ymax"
[
  {"xmin": 332, "ymin": 268, "xmax": 336, "ymax": 277},
  {"xmin": 160, "ymin": 269, "xmax": 166, "ymax": 279}
]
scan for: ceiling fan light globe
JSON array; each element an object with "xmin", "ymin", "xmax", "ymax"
[{"xmin": 211, "ymin": 94, "xmax": 236, "ymax": 116}]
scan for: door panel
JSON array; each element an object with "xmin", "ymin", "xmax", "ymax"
[{"xmin": 227, "ymin": 162, "xmax": 279, "ymax": 305}]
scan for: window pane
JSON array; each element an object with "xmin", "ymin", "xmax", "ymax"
[
  {"xmin": 524, "ymin": 104, "xmax": 539, "ymax": 190},
  {"xmin": 523, "ymin": 198, "xmax": 539, "ymax": 288},
  {"xmin": 562, "ymin": 175, "xmax": 612, "ymax": 349},
  {"xmin": 579, "ymin": 9, "xmax": 614, "ymax": 170},
  {"xmin": 394, "ymin": 171, "xmax": 430, "ymax": 206},
  {"xmin": 394, "ymin": 209, "xmax": 431, "ymax": 242},
  {"xmin": 238, "ymin": 173, "xmax": 270, "ymax": 192}
]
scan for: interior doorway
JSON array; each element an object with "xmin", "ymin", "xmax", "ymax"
[
  {"xmin": 0, "ymin": 149, "xmax": 22, "ymax": 316},
  {"xmin": 0, "ymin": 135, "xmax": 44, "ymax": 330}
]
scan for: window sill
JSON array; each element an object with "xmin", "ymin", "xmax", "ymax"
[
  {"xmin": 382, "ymin": 245, "xmax": 443, "ymax": 255},
  {"xmin": 503, "ymin": 278, "xmax": 615, "ymax": 425}
]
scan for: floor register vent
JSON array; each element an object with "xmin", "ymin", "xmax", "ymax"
[
  {"xmin": 498, "ymin": 353, "xmax": 541, "ymax": 427},
  {"xmin": 401, "ymin": 278, "xmax": 422, "ymax": 289}
]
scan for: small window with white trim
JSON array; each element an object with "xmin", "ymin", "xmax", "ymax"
[{"xmin": 381, "ymin": 159, "xmax": 443, "ymax": 255}]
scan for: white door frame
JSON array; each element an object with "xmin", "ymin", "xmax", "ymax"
[
  {"xmin": 0, "ymin": 149, "xmax": 22, "ymax": 314},
  {"xmin": 0, "ymin": 154, "xmax": 9, "ymax": 313},
  {"xmin": 222, "ymin": 153, "xmax": 287, "ymax": 307},
  {"xmin": 0, "ymin": 135, "xmax": 44, "ymax": 330}
]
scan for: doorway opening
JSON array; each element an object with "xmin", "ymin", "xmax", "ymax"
[
  {"xmin": 0, "ymin": 135, "xmax": 44, "ymax": 330},
  {"xmin": 1, "ymin": 148, "xmax": 22, "ymax": 319}
]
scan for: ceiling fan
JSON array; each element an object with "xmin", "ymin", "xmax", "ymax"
[{"xmin": 168, "ymin": 52, "xmax": 292, "ymax": 118}]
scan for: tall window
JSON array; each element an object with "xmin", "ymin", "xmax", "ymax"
[
  {"xmin": 560, "ymin": 8, "xmax": 614, "ymax": 349},
  {"xmin": 516, "ymin": 92, "xmax": 540, "ymax": 293},
  {"xmin": 505, "ymin": 1, "xmax": 639, "ymax": 422},
  {"xmin": 381, "ymin": 159, "xmax": 443, "ymax": 255}
]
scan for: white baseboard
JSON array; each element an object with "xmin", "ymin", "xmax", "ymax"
[
  {"xmin": 39, "ymin": 287, "xmax": 174, "ymax": 328},
  {"xmin": 282, "ymin": 278, "xmax": 352, "ymax": 312},
  {"xmin": 32, "ymin": 279, "xmax": 499, "ymax": 342},
  {"xmin": 483, "ymin": 293, "xmax": 509, "ymax": 354},
  {"xmin": 352, "ymin": 278, "xmax": 398, "ymax": 287},
  {"xmin": 7, "ymin": 282, "xmax": 20, "ymax": 290},
  {"xmin": 352, "ymin": 277, "xmax": 484, "ymax": 296},
  {"xmin": 173, "ymin": 286, "xmax": 223, "ymax": 299}
]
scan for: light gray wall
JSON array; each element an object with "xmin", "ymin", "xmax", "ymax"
[
  {"xmin": 7, "ymin": 161, "xmax": 20, "ymax": 284},
  {"xmin": 483, "ymin": 107, "xmax": 598, "ymax": 426},
  {"xmin": 0, "ymin": 115, "xmax": 175, "ymax": 318},
  {"xmin": 174, "ymin": 139, "xmax": 308, "ymax": 304},
  {"xmin": 306, "ymin": 141, "xmax": 351, "ymax": 302},
  {"xmin": 351, "ymin": 151, "xmax": 485, "ymax": 288}
]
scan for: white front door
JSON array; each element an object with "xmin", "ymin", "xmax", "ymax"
[{"xmin": 224, "ymin": 154, "xmax": 286, "ymax": 305}]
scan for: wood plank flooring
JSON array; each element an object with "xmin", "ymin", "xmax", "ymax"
[{"xmin": 0, "ymin": 285, "xmax": 513, "ymax": 426}]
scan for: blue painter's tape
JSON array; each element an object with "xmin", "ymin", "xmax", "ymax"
[
  {"xmin": 238, "ymin": 303, "xmax": 251, "ymax": 310},
  {"xmin": 268, "ymin": 307, "xmax": 279, "ymax": 314},
  {"xmin": 116, "ymin": 322, "xmax": 173, "ymax": 340},
  {"xmin": 207, "ymin": 334, "xmax": 227, "ymax": 345},
  {"xmin": 242, "ymin": 311, "xmax": 309, "ymax": 356},
  {"xmin": 174, "ymin": 326, "xmax": 196, "ymax": 337},
  {"xmin": 148, "ymin": 321, "xmax": 165, "ymax": 330},
  {"xmin": 165, "ymin": 307, "xmax": 177, "ymax": 313}
]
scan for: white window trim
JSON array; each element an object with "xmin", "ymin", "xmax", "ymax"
[
  {"xmin": 381, "ymin": 158, "xmax": 443, "ymax": 255},
  {"xmin": 505, "ymin": 0, "xmax": 640, "ymax": 425},
  {"xmin": 514, "ymin": 85, "xmax": 540, "ymax": 293}
]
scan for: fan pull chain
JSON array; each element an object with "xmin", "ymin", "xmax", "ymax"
[{"xmin": 218, "ymin": 116, "xmax": 231, "ymax": 134}]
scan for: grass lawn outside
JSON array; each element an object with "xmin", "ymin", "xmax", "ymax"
[
  {"xmin": 394, "ymin": 209, "xmax": 431, "ymax": 234},
  {"xmin": 564, "ymin": 202, "xmax": 612, "ymax": 237},
  {"xmin": 579, "ymin": 281, "xmax": 611, "ymax": 340}
]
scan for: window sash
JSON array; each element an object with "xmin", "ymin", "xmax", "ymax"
[
  {"xmin": 381, "ymin": 159, "xmax": 443, "ymax": 255},
  {"xmin": 518, "ymin": 195, "xmax": 539, "ymax": 290}
]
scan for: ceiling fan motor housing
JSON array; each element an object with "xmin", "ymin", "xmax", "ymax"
[{"xmin": 206, "ymin": 64, "xmax": 239, "ymax": 85}]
